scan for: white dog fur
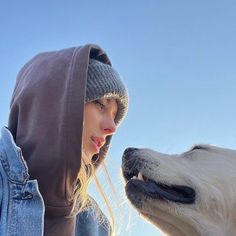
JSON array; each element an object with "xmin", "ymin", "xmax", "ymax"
[{"xmin": 122, "ymin": 144, "xmax": 236, "ymax": 236}]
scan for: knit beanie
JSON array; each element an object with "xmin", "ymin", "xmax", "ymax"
[{"xmin": 86, "ymin": 59, "xmax": 129, "ymax": 125}]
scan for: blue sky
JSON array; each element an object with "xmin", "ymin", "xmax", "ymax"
[{"xmin": 1, "ymin": 1, "xmax": 236, "ymax": 235}]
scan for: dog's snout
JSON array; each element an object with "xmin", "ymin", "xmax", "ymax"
[
  {"xmin": 123, "ymin": 147, "xmax": 139, "ymax": 161},
  {"xmin": 122, "ymin": 147, "xmax": 141, "ymax": 181}
]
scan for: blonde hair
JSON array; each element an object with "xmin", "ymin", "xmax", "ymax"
[{"xmin": 73, "ymin": 150, "xmax": 116, "ymax": 235}]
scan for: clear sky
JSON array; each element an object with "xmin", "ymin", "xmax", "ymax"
[{"xmin": 1, "ymin": 1, "xmax": 236, "ymax": 235}]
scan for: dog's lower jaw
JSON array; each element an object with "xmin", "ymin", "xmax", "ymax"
[
  {"xmin": 142, "ymin": 211, "xmax": 231, "ymax": 236},
  {"xmin": 126, "ymin": 186, "xmax": 199, "ymax": 236},
  {"xmin": 141, "ymin": 212, "xmax": 201, "ymax": 236}
]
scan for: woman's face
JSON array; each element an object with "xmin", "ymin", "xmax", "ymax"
[{"xmin": 82, "ymin": 98, "xmax": 118, "ymax": 160}]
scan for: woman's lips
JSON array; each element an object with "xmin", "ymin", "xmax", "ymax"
[{"xmin": 91, "ymin": 137, "xmax": 105, "ymax": 152}]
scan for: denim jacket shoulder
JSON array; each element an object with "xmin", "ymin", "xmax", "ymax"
[{"xmin": 0, "ymin": 126, "xmax": 45, "ymax": 236}]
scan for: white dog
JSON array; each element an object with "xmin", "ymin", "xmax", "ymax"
[{"xmin": 122, "ymin": 144, "xmax": 236, "ymax": 236}]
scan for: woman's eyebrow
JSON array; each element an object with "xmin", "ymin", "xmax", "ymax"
[{"xmin": 99, "ymin": 98, "xmax": 108, "ymax": 104}]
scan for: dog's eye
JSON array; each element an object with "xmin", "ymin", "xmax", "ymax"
[
  {"xmin": 192, "ymin": 145, "xmax": 202, "ymax": 150},
  {"xmin": 190, "ymin": 145, "xmax": 208, "ymax": 151}
]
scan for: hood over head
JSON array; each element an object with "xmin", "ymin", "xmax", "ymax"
[{"xmin": 8, "ymin": 44, "xmax": 128, "ymax": 235}]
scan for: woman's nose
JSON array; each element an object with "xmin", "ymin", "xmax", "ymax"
[{"xmin": 103, "ymin": 118, "xmax": 116, "ymax": 135}]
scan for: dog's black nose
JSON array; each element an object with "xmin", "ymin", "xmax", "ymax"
[
  {"xmin": 122, "ymin": 148, "xmax": 141, "ymax": 181},
  {"xmin": 122, "ymin": 147, "xmax": 139, "ymax": 161}
]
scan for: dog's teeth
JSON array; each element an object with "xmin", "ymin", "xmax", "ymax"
[
  {"xmin": 137, "ymin": 172, "xmax": 144, "ymax": 181},
  {"xmin": 131, "ymin": 176, "xmax": 137, "ymax": 180}
]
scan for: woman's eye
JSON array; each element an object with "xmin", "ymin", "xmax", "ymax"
[{"xmin": 95, "ymin": 100, "xmax": 105, "ymax": 110}]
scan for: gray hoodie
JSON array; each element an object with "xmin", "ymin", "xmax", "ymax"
[{"xmin": 8, "ymin": 44, "xmax": 113, "ymax": 236}]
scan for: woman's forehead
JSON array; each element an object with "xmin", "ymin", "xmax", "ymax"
[{"xmin": 102, "ymin": 97, "xmax": 115, "ymax": 102}]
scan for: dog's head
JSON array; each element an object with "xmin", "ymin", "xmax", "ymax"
[{"xmin": 122, "ymin": 145, "xmax": 236, "ymax": 236}]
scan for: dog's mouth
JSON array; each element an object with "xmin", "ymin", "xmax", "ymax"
[{"xmin": 124, "ymin": 171, "xmax": 195, "ymax": 204}]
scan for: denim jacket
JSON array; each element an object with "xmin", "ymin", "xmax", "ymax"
[
  {"xmin": 0, "ymin": 126, "xmax": 45, "ymax": 236},
  {"xmin": 75, "ymin": 197, "xmax": 111, "ymax": 236},
  {"xmin": 0, "ymin": 127, "xmax": 110, "ymax": 236}
]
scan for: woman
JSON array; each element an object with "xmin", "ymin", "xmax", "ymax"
[{"xmin": 0, "ymin": 44, "xmax": 128, "ymax": 236}]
